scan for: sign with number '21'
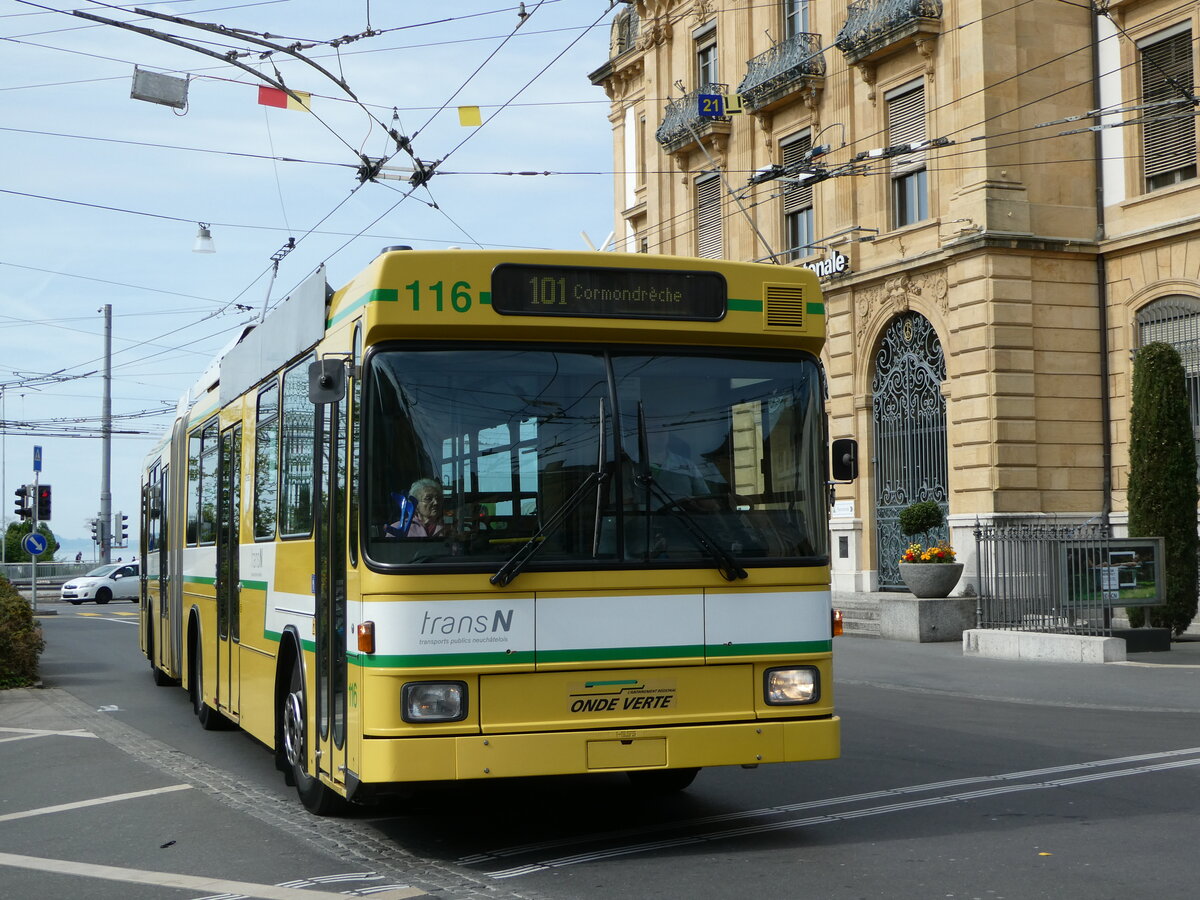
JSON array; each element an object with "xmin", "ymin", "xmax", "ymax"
[
  {"xmin": 697, "ymin": 94, "xmax": 741, "ymax": 117},
  {"xmin": 697, "ymin": 93, "xmax": 724, "ymax": 117}
]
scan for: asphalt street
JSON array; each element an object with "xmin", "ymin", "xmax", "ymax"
[{"xmin": 3, "ymin": 604, "xmax": 1199, "ymax": 899}]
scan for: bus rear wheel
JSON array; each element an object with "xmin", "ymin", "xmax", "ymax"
[
  {"xmin": 191, "ymin": 644, "xmax": 229, "ymax": 731},
  {"xmin": 282, "ymin": 658, "xmax": 343, "ymax": 816},
  {"xmin": 147, "ymin": 629, "xmax": 174, "ymax": 686}
]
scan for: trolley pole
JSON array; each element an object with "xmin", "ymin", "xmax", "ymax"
[
  {"xmin": 30, "ymin": 472, "xmax": 38, "ymax": 614},
  {"xmin": 99, "ymin": 304, "xmax": 112, "ymax": 565}
]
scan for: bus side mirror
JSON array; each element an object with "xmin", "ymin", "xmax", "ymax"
[
  {"xmin": 309, "ymin": 358, "xmax": 346, "ymax": 404},
  {"xmin": 831, "ymin": 438, "xmax": 858, "ymax": 481}
]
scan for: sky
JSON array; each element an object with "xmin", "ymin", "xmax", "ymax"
[{"xmin": 0, "ymin": 0, "xmax": 619, "ymax": 556}]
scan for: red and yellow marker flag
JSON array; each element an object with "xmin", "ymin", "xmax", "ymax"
[{"xmin": 257, "ymin": 86, "xmax": 311, "ymax": 111}]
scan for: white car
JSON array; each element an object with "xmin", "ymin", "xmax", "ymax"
[{"xmin": 60, "ymin": 563, "xmax": 140, "ymax": 605}]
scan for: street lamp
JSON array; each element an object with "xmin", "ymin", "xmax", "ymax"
[{"xmin": 193, "ymin": 223, "xmax": 216, "ymax": 253}]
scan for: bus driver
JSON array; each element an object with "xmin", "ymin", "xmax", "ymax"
[{"xmin": 387, "ymin": 478, "xmax": 445, "ymax": 538}]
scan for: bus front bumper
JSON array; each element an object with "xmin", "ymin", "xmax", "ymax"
[{"xmin": 359, "ymin": 715, "xmax": 840, "ymax": 784}]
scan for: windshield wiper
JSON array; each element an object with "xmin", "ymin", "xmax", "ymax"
[
  {"xmin": 635, "ymin": 402, "xmax": 747, "ymax": 582},
  {"xmin": 491, "ymin": 398, "xmax": 609, "ymax": 587}
]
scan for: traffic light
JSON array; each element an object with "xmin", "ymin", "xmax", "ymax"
[
  {"xmin": 36, "ymin": 485, "xmax": 51, "ymax": 521},
  {"xmin": 13, "ymin": 485, "xmax": 31, "ymax": 520},
  {"xmin": 90, "ymin": 518, "xmax": 100, "ymax": 543},
  {"xmin": 115, "ymin": 511, "xmax": 129, "ymax": 546}
]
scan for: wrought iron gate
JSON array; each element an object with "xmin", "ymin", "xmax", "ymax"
[{"xmin": 872, "ymin": 312, "xmax": 949, "ymax": 588}]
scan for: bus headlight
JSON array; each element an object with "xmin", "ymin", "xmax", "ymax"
[
  {"xmin": 401, "ymin": 682, "xmax": 468, "ymax": 722},
  {"xmin": 764, "ymin": 667, "xmax": 819, "ymax": 705}
]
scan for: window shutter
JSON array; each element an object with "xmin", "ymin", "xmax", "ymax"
[
  {"xmin": 887, "ymin": 84, "xmax": 926, "ymax": 176},
  {"xmin": 782, "ymin": 133, "xmax": 813, "ymax": 214},
  {"xmin": 1141, "ymin": 29, "xmax": 1196, "ymax": 182},
  {"xmin": 696, "ymin": 176, "xmax": 722, "ymax": 259}
]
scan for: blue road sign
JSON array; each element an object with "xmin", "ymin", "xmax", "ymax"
[
  {"xmin": 22, "ymin": 532, "xmax": 48, "ymax": 556},
  {"xmin": 697, "ymin": 93, "xmax": 725, "ymax": 117},
  {"xmin": 33, "ymin": 445, "xmax": 42, "ymax": 473}
]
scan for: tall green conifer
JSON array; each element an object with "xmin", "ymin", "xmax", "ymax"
[{"xmin": 1127, "ymin": 342, "xmax": 1198, "ymax": 635}]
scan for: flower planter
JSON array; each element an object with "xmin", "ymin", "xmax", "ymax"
[
  {"xmin": 880, "ymin": 594, "xmax": 975, "ymax": 642},
  {"xmin": 898, "ymin": 562, "xmax": 964, "ymax": 599}
]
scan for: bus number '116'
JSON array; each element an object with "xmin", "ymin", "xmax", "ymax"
[
  {"xmin": 405, "ymin": 280, "xmax": 472, "ymax": 312},
  {"xmin": 529, "ymin": 276, "xmax": 567, "ymax": 305}
]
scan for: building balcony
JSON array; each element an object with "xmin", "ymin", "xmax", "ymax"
[
  {"xmin": 737, "ymin": 32, "xmax": 826, "ymax": 114},
  {"xmin": 656, "ymin": 84, "xmax": 732, "ymax": 155},
  {"xmin": 835, "ymin": 0, "xmax": 942, "ymax": 65}
]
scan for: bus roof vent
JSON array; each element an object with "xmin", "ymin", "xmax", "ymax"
[{"xmin": 763, "ymin": 283, "xmax": 806, "ymax": 329}]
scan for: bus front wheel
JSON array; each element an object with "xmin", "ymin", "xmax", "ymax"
[
  {"xmin": 282, "ymin": 658, "xmax": 343, "ymax": 816},
  {"xmin": 626, "ymin": 767, "xmax": 700, "ymax": 793}
]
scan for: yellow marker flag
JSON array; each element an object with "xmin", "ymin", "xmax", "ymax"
[
  {"xmin": 258, "ymin": 86, "xmax": 311, "ymax": 111},
  {"xmin": 457, "ymin": 106, "xmax": 482, "ymax": 127}
]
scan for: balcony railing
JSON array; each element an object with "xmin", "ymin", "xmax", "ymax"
[
  {"xmin": 835, "ymin": 0, "xmax": 942, "ymax": 64},
  {"xmin": 656, "ymin": 83, "xmax": 731, "ymax": 154},
  {"xmin": 737, "ymin": 32, "xmax": 826, "ymax": 113}
]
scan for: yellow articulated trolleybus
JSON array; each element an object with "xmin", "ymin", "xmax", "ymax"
[{"xmin": 139, "ymin": 247, "xmax": 858, "ymax": 815}]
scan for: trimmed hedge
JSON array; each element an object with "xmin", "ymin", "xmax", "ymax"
[
  {"xmin": 0, "ymin": 575, "xmax": 44, "ymax": 688},
  {"xmin": 899, "ymin": 500, "xmax": 945, "ymax": 540}
]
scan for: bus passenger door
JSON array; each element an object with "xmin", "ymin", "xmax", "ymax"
[
  {"xmin": 216, "ymin": 424, "xmax": 241, "ymax": 717},
  {"xmin": 314, "ymin": 396, "xmax": 348, "ymax": 792}
]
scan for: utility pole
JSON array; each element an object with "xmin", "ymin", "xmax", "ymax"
[
  {"xmin": 99, "ymin": 304, "xmax": 112, "ymax": 564},
  {"xmin": 1, "ymin": 386, "xmax": 6, "ymax": 567}
]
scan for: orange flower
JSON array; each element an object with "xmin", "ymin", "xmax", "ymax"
[{"xmin": 899, "ymin": 541, "xmax": 957, "ymax": 565}]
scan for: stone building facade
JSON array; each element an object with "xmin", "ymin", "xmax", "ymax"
[{"xmin": 588, "ymin": 0, "xmax": 1199, "ymax": 592}]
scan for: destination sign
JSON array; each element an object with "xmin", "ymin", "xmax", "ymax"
[{"xmin": 490, "ymin": 264, "xmax": 727, "ymax": 321}]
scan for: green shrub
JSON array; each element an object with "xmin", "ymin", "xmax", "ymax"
[
  {"xmin": 898, "ymin": 500, "xmax": 945, "ymax": 540},
  {"xmin": 0, "ymin": 576, "xmax": 44, "ymax": 689},
  {"xmin": 1127, "ymin": 342, "xmax": 1199, "ymax": 636}
]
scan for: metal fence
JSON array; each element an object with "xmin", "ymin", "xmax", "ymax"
[
  {"xmin": 2, "ymin": 562, "xmax": 95, "ymax": 583},
  {"xmin": 974, "ymin": 520, "xmax": 1129, "ymax": 636}
]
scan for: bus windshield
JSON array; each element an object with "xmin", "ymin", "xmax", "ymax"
[{"xmin": 363, "ymin": 346, "xmax": 827, "ymax": 571}]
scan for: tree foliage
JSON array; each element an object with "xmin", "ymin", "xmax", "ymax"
[
  {"xmin": 0, "ymin": 576, "xmax": 44, "ymax": 688},
  {"xmin": 1127, "ymin": 342, "xmax": 1199, "ymax": 636},
  {"xmin": 4, "ymin": 521, "xmax": 58, "ymax": 563}
]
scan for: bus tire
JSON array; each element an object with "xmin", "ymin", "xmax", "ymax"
[
  {"xmin": 148, "ymin": 629, "xmax": 174, "ymax": 686},
  {"xmin": 282, "ymin": 658, "xmax": 343, "ymax": 816},
  {"xmin": 626, "ymin": 767, "xmax": 700, "ymax": 793},
  {"xmin": 191, "ymin": 645, "xmax": 229, "ymax": 731}
]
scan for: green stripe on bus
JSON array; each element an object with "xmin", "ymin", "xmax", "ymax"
[
  {"xmin": 807, "ymin": 301, "xmax": 825, "ymax": 316},
  {"xmin": 264, "ymin": 631, "xmax": 315, "ymax": 653},
  {"xmin": 536, "ymin": 645, "xmax": 704, "ymax": 664},
  {"xmin": 188, "ymin": 401, "xmax": 219, "ymax": 425},
  {"xmin": 241, "ymin": 580, "xmax": 268, "ymax": 592},
  {"xmin": 353, "ymin": 651, "xmax": 536, "ymax": 668},
  {"xmin": 705, "ymin": 639, "xmax": 831, "ymax": 657},
  {"xmin": 182, "ymin": 575, "xmax": 216, "ymax": 586},
  {"xmin": 327, "ymin": 288, "xmax": 398, "ymax": 327},
  {"xmin": 480, "ymin": 291, "xmax": 491, "ymax": 305},
  {"xmin": 727, "ymin": 298, "xmax": 761, "ymax": 312}
]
